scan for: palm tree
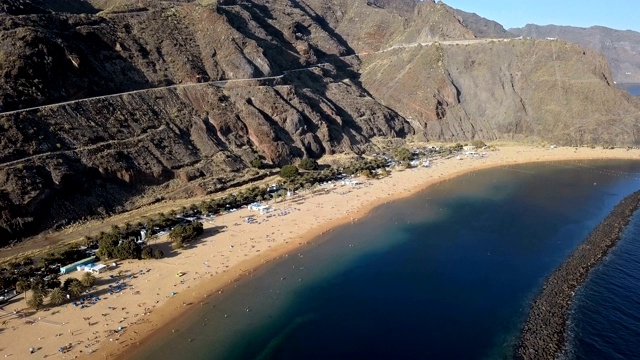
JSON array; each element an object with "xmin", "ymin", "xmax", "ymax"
[
  {"xmin": 15, "ymin": 279, "xmax": 29, "ymax": 301},
  {"xmin": 48, "ymin": 288, "xmax": 66, "ymax": 306},
  {"xmin": 80, "ymin": 272, "xmax": 96, "ymax": 288},
  {"xmin": 68, "ymin": 280, "xmax": 85, "ymax": 298},
  {"xmin": 26, "ymin": 291, "xmax": 44, "ymax": 310}
]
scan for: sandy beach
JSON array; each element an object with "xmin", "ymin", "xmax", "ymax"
[{"xmin": 1, "ymin": 145, "xmax": 639, "ymax": 359}]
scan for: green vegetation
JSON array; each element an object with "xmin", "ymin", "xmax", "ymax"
[
  {"xmin": 48, "ymin": 288, "xmax": 66, "ymax": 306},
  {"xmin": 80, "ymin": 272, "xmax": 96, "ymax": 288},
  {"xmin": 27, "ymin": 291, "xmax": 45, "ymax": 310},
  {"xmin": 169, "ymin": 222, "xmax": 204, "ymax": 249},
  {"xmin": 279, "ymin": 165, "xmax": 299, "ymax": 179},
  {"xmin": 392, "ymin": 147, "xmax": 412, "ymax": 161},
  {"xmin": 298, "ymin": 158, "xmax": 318, "ymax": 170},
  {"xmin": 141, "ymin": 246, "xmax": 154, "ymax": 259},
  {"xmin": 250, "ymin": 158, "xmax": 263, "ymax": 169},
  {"xmin": 66, "ymin": 278, "xmax": 85, "ymax": 298}
]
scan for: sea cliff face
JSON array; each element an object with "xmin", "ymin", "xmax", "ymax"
[{"xmin": 1, "ymin": 0, "xmax": 639, "ymax": 241}]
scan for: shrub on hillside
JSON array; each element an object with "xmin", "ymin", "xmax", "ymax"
[{"xmin": 279, "ymin": 165, "xmax": 299, "ymax": 179}]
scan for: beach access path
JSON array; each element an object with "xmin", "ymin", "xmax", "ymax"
[{"xmin": 0, "ymin": 145, "xmax": 639, "ymax": 359}]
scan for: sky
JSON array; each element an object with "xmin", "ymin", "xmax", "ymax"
[{"xmin": 441, "ymin": 0, "xmax": 640, "ymax": 32}]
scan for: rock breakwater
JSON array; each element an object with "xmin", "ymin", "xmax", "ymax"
[{"xmin": 516, "ymin": 190, "xmax": 640, "ymax": 360}]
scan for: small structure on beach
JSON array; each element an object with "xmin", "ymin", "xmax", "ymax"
[
  {"xmin": 248, "ymin": 202, "xmax": 273, "ymax": 214},
  {"xmin": 90, "ymin": 264, "xmax": 108, "ymax": 274},
  {"xmin": 60, "ymin": 256, "xmax": 97, "ymax": 274}
]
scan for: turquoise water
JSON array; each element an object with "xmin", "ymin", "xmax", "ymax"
[{"xmin": 131, "ymin": 160, "xmax": 640, "ymax": 360}]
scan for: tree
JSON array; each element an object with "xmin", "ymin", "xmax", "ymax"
[
  {"xmin": 97, "ymin": 232, "xmax": 119, "ymax": 259},
  {"xmin": 171, "ymin": 239, "xmax": 184, "ymax": 250},
  {"xmin": 392, "ymin": 147, "xmax": 412, "ymax": 162},
  {"xmin": 16, "ymin": 279, "xmax": 29, "ymax": 301},
  {"xmin": 67, "ymin": 279, "xmax": 85, "ymax": 298},
  {"xmin": 279, "ymin": 165, "xmax": 299, "ymax": 179},
  {"xmin": 26, "ymin": 291, "xmax": 44, "ymax": 310},
  {"xmin": 80, "ymin": 272, "xmax": 96, "ymax": 288},
  {"xmin": 274, "ymin": 189, "xmax": 286, "ymax": 202},
  {"xmin": 44, "ymin": 274, "xmax": 61, "ymax": 291},
  {"xmin": 141, "ymin": 246, "xmax": 154, "ymax": 259},
  {"xmin": 250, "ymin": 158, "xmax": 263, "ymax": 169},
  {"xmin": 29, "ymin": 277, "xmax": 48, "ymax": 296},
  {"xmin": 115, "ymin": 240, "xmax": 142, "ymax": 260},
  {"xmin": 48, "ymin": 288, "xmax": 66, "ymax": 306},
  {"xmin": 153, "ymin": 249, "xmax": 165, "ymax": 259},
  {"xmin": 169, "ymin": 222, "xmax": 204, "ymax": 244},
  {"xmin": 298, "ymin": 158, "xmax": 318, "ymax": 170}
]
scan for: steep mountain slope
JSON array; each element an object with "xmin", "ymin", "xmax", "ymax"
[
  {"xmin": 360, "ymin": 38, "xmax": 639, "ymax": 144},
  {"xmin": 510, "ymin": 24, "xmax": 640, "ymax": 83},
  {"xmin": 0, "ymin": 0, "xmax": 639, "ymax": 243},
  {"xmin": 301, "ymin": 0, "xmax": 476, "ymax": 52},
  {"xmin": 0, "ymin": 0, "xmax": 412, "ymax": 241}
]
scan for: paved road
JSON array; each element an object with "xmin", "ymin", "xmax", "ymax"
[
  {"xmin": 0, "ymin": 38, "xmax": 521, "ymax": 117},
  {"xmin": 0, "ymin": 37, "xmax": 526, "ymax": 168}
]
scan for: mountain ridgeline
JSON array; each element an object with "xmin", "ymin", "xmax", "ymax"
[
  {"xmin": 1, "ymin": 0, "xmax": 639, "ymax": 242},
  {"xmin": 510, "ymin": 24, "xmax": 640, "ymax": 84}
]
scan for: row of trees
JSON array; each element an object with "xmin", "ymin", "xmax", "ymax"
[
  {"xmin": 16, "ymin": 272, "xmax": 96, "ymax": 310},
  {"xmin": 97, "ymin": 234, "xmax": 142, "ymax": 260}
]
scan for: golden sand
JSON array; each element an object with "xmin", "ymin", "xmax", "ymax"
[{"xmin": 0, "ymin": 146, "xmax": 638, "ymax": 359}]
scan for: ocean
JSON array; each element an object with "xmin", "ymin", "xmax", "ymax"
[
  {"xmin": 564, "ymin": 197, "xmax": 640, "ymax": 359},
  {"xmin": 130, "ymin": 160, "xmax": 640, "ymax": 360},
  {"xmin": 619, "ymin": 83, "xmax": 640, "ymax": 96}
]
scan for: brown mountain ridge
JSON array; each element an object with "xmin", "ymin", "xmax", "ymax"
[{"xmin": 0, "ymin": 0, "xmax": 639, "ymax": 242}]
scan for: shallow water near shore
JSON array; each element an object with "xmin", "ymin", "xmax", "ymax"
[{"xmin": 130, "ymin": 160, "xmax": 640, "ymax": 360}]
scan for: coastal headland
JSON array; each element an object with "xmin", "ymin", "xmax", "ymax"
[
  {"xmin": 516, "ymin": 189, "xmax": 640, "ymax": 359},
  {"xmin": 1, "ymin": 146, "xmax": 639, "ymax": 360}
]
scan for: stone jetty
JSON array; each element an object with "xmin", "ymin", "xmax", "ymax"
[{"xmin": 516, "ymin": 190, "xmax": 640, "ymax": 360}]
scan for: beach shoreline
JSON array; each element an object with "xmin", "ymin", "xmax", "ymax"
[{"xmin": 1, "ymin": 146, "xmax": 639, "ymax": 360}]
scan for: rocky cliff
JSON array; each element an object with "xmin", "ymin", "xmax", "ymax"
[
  {"xmin": 1, "ymin": 0, "xmax": 639, "ymax": 242},
  {"xmin": 359, "ymin": 38, "xmax": 639, "ymax": 143},
  {"xmin": 510, "ymin": 24, "xmax": 640, "ymax": 83}
]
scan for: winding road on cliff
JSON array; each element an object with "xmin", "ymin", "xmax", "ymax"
[
  {"xmin": 0, "ymin": 38, "xmax": 521, "ymax": 118},
  {"xmin": 0, "ymin": 37, "xmax": 531, "ymax": 169}
]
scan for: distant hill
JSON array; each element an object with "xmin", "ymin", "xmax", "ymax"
[{"xmin": 510, "ymin": 24, "xmax": 640, "ymax": 83}]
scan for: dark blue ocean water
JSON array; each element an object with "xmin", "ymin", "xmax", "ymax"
[
  {"xmin": 564, "ymin": 206, "xmax": 640, "ymax": 359},
  {"xmin": 131, "ymin": 160, "xmax": 640, "ymax": 360}
]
